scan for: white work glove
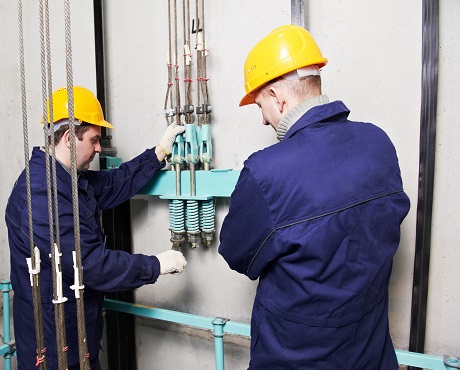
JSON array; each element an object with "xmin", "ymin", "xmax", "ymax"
[
  {"xmin": 157, "ymin": 123, "xmax": 185, "ymax": 155},
  {"xmin": 156, "ymin": 250, "xmax": 187, "ymax": 275}
]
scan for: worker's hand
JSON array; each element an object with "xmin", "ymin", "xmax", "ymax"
[
  {"xmin": 155, "ymin": 250, "xmax": 187, "ymax": 275},
  {"xmin": 157, "ymin": 122, "xmax": 185, "ymax": 156}
]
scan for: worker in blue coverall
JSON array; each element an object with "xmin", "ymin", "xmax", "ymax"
[
  {"xmin": 218, "ymin": 25, "xmax": 410, "ymax": 370},
  {"xmin": 5, "ymin": 86, "xmax": 187, "ymax": 370}
]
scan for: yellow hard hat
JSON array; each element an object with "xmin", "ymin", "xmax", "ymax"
[
  {"xmin": 240, "ymin": 25, "xmax": 327, "ymax": 106},
  {"xmin": 41, "ymin": 86, "xmax": 114, "ymax": 129}
]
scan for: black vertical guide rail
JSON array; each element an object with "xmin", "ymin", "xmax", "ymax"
[
  {"xmin": 408, "ymin": 1, "xmax": 439, "ymax": 368},
  {"xmin": 93, "ymin": 1, "xmax": 136, "ymax": 369}
]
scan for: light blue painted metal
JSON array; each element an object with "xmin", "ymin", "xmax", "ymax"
[
  {"xmin": 100, "ymin": 155, "xmax": 123, "ymax": 169},
  {"xmin": 186, "ymin": 199, "xmax": 200, "ymax": 234},
  {"xmin": 212, "ymin": 318, "xmax": 228, "ymax": 370},
  {"xmin": 169, "ymin": 199, "xmax": 186, "ymax": 233},
  {"xmin": 185, "ymin": 124, "xmax": 199, "ymax": 164},
  {"xmin": 199, "ymin": 124, "xmax": 213, "ymax": 164},
  {"xmin": 396, "ymin": 350, "xmax": 451, "ymax": 369},
  {"xmin": 103, "ymin": 298, "xmax": 251, "ymax": 336},
  {"xmin": 139, "ymin": 169, "xmax": 240, "ymax": 198},
  {"xmin": 201, "ymin": 198, "xmax": 215, "ymax": 233},
  {"xmin": 103, "ymin": 298, "xmax": 455, "ymax": 369},
  {"xmin": 444, "ymin": 356, "xmax": 460, "ymax": 368},
  {"xmin": 171, "ymin": 132, "xmax": 185, "ymax": 165},
  {"xmin": 0, "ymin": 292, "xmax": 455, "ymax": 369},
  {"xmin": 1, "ymin": 280, "xmax": 14, "ymax": 370}
]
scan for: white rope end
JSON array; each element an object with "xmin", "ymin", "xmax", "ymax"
[
  {"xmin": 69, "ymin": 251, "xmax": 84, "ymax": 299},
  {"xmin": 26, "ymin": 246, "xmax": 41, "ymax": 287},
  {"xmin": 184, "ymin": 44, "xmax": 192, "ymax": 66},
  {"xmin": 51, "ymin": 243, "xmax": 68, "ymax": 304}
]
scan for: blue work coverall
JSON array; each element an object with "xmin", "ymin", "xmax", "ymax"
[
  {"xmin": 6, "ymin": 146, "xmax": 164, "ymax": 369},
  {"xmin": 219, "ymin": 101, "xmax": 410, "ymax": 370}
]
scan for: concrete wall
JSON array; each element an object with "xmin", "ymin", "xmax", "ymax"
[{"xmin": 1, "ymin": 0, "xmax": 459, "ymax": 368}]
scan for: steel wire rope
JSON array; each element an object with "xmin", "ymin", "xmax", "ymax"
[
  {"xmin": 194, "ymin": 0, "xmax": 214, "ymax": 246},
  {"xmin": 173, "ymin": 0, "xmax": 181, "ymax": 116},
  {"xmin": 63, "ymin": 0, "xmax": 90, "ymax": 368},
  {"xmin": 39, "ymin": 0, "xmax": 69, "ymax": 367},
  {"xmin": 164, "ymin": 0, "xmax": 174, "ymax": 125},
  {"xmin": 199, "ymin": 0, "xmax": 210, "ymax": 125},
  {"xmin": 183, "ymin": 0, "xmax": 193, "ymax": 125},
  {"xmin": 194, "ymin": 0, "xmax": 202, "ymax": 127},
  {"xmin": 195, "ymin": 0, "xmax": 210, "ymax": 126},
  {"xmin": 169, "ymin": 0, "xmax": 187, "ymax": 249},
  {"xmin": 18, "ymin": 0, "xmax": 48, "ymax": 367}
]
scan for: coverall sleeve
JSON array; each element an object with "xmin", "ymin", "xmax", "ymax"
[
  {"xmin": 218, "ymin": 166, "xmax": 276, "ymax": 280},
  {"xmin": 28, "ymin": 187, "xmax": 160, "ymax": 293},
  {"xmin": 85, "ymin": 148, "xmax": 164, "ymax": 210}
]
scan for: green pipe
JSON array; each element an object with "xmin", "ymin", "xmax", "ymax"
[
  {"xmin": 212, "ymin": 317, "xmax": 228, "ymax": 370},
  {"xmin": 103, "ymin": 299, "xmax": 455, "ymax": 370},
  {"xmin": 1, "ymin": 280, "xmax": 14, "ymax": 370},
  {"xmin": 1, "ymin": 292, "xmax": 455, "ymax": 369}
]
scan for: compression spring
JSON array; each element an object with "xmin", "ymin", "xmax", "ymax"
[
  {"xmin": 186, "ymin": 200, "xmax": 200, "ymax": 234},
  {"xmin": 200, "ymin": 199, "xmax": 215, "ymax": 233},
  {"xmin": 169, "ymin": 199, "xmax": 185, "ymax": 233}
]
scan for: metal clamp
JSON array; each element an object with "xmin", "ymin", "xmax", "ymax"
[
  {"xmin": 211, "ymin": 317, "xmax": 229, "ymax": 338},
  {"xmin": 163, "ymin": 109, "xmax": 175, "ymax": 118},
  {"xmin": 444, "ymin": 356, "xmax": 460, "ymax": 368},
  {"xmin": 4, "ymin": 340, "xmax": 16, "ymax": 355},
  {"xmin": 183, "ymin": 104, "xmax": 194, "ymax": 114},
  {"xmin": 175, "ymin": 106, "xmax": 185, "ymax": 116},
  {"xmin": 196, "ymin": 104, "xmax": 213, "ymax": 114}
]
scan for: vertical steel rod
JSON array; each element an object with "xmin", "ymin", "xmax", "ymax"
[
  {"xmin": 409, "ymin": 0, "xmax": 439, "ymax": 366},
  {"xmin": 291, "ymin": 0, "xmax": 306, "ymax": 28}
]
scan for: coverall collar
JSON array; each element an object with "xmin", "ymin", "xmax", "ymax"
[
  {"xmin": 284, "ymin": 99, "xmax": 351, "ymax": 140},
  {"xmin": 277, "ymin": 95, "xmax": 330, "ymax": 141}
]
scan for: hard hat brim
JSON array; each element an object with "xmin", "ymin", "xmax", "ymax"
[
  {"xmin": 239, "ymin": 93, "xmax": 255, "ymax": 107},
  {"xmin": 98, "ymin": 120, "xmax": 115, "ymax": 129}
]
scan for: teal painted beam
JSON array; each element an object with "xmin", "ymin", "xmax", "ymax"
[
  {"xmin": 138, "ymin": 169, "xmax": 240, "ymax": 198},
  {"xmin": 396, "ymin": 350, "xmax": 452, "ymax": 370},
  {"xmin": 103, "ymin": 299, "xmax": 250, "ymax": 337}
]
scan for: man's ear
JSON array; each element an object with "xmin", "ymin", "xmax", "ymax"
[
  {"xmin": 268, "ymin": 85, "xmax": 285, "ymax": 113},
  {"xmin": 63, "ymin": 129, "xmax": 71, "ymax": 149}
]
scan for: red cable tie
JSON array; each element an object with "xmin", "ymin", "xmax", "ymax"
[
  {"xmin": 184, "ymin": 78, "xmax": 193, "ymax": 83},
  {"xmin": 197, "ymin": 77, "xmax": 209, "ymax": 81},
  {"xmin": 175, "ymin": 77, "xmax": 180, "ymax": 81},
  {"xmin": 63, "ymin": 346, "xmax": 69, "ymax": 352},
  {"xmin": 35, "ymin": 354, "xmax": 45, "ymax": 366},
  {"xmin": 86, "ymin": 353, "xmax": 91, "ymax": 358},
  {"xmin": 167, "ymin": 83, "xmax": 173, "ymax": 87}
]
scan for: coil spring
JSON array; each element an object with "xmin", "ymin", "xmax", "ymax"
[
  {"xmin": 169, "ymin": 199, "xmax": 185, "ymax": 233},
  {"xmin": 200, "ymin": 199, "xmax": 215, "ymax": 233},
  {"xmin": 186, "ymin": 200, "xmax": 200, "ymax": 233}
]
